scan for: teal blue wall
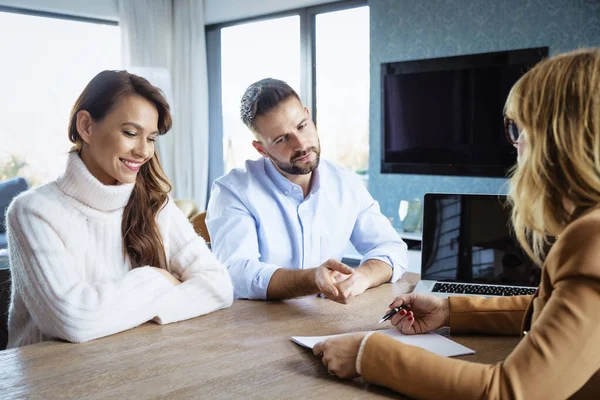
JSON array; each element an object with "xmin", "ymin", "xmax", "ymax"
[{"xmin": 368, "ymin": 0, "xmax": 600, "ymax": 227}]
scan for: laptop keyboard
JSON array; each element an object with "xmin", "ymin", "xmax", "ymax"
[{"xmin": 432, "ymin": 282, "xmax": 536, "ymax": 296}]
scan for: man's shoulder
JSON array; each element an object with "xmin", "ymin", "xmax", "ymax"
[
  {"xmin": 214, "ymin": 158, "xmax": 266, "ymax": 188},
  {"xmin": 211, "ymin": 159, "xmax": 270, "ymax": 204},
  {"xmin": 319, "ymin": 159, "xmax": 364, "ymax": 188},
  {"xmin": 321, "ymin": 158, "xmax": 358, "ymax": 176}
]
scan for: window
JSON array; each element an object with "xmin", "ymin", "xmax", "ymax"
[
  {"xmin": 315, "ymin": 6, "xmax": 369, "ymax": 173},
  {"xmin": 210, "ymin": 1, "xmax": 369, "ymax": 176},
  {"xmin": 0, "ymin": 11, "xmax": 120, "ymax": 186},
  {"xmin": 220, "ymin": 16, "xmax": 301, "ymax": 173}
]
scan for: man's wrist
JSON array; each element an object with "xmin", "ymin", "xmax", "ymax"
[
  {"xmin": 311, "ymin": 266, "xmax": 320, "ymax": 292},
  {"xmin": 443, "ymin": 298, "xmax": 451, "ymax": 326},
  {"xmin": 358, "ymin": 259, "xmax": 392, "ymax": 288},
  {"xmin": 266, "ymin": 267, "xmax": 321, "ymax": 299},
  {"xmin": 353, "ymin": 267, "xmax": 373, "ymax": 289}
]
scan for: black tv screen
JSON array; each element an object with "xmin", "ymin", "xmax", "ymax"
[{"xmin": 381, "ymin": 47, "xmax": 548, "ymax": 177}]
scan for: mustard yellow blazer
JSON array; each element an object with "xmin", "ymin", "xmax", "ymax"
[{"xmin": 360, "ymin": 209, "xmax": 600, "ymax": 399}]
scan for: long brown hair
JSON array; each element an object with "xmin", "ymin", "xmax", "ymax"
[
  {"xmin": 505, "ymin": 48, "xmax": 600, "ymax": 265},
  {"xmin": 67, "ymin": 70, "xmax": 173, "ymax": 269}
]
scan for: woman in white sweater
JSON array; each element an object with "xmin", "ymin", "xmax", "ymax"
[{"xmin": 5, "ymin": 70, "xmax": 233, "ymax": 348}]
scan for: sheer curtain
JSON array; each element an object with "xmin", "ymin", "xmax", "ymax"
[
  {"xmin": 172, "ymin": 0, "xmax": 210, "ymax": 210},
  {"xmin": 117, "ymin": 0, "xmax": 209, "ymax": 209}
]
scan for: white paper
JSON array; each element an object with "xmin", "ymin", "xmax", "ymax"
[{"xmin": 291, "ymin": 328, "xmax": 475, "ymax": 358}]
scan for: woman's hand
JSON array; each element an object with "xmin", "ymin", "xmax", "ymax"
[
  {"xmin": 388, "ymin": 293, "xmax": 449, "ymax": 334},
  {"xmin": 151, "ymin": 267, "xmax": 181, "ymax": 286},
  {"xmin": 313, "ymin": 332, "xmax": 367, "ymax": 379}
]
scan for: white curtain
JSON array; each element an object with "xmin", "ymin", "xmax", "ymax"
[
  {"xmin": 117, "ymin": 0, "xmax": 172, "ymax": 69},
  {"xmin": 172, "ymin": 0, "xmax": 210, "ymax": 210},
  {"xmin": 117, "ymin": 0, "xmax": 210, "ymax": 210}
]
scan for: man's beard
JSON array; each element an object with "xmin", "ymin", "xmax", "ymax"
[{"xmin": 266, "ymin": 145, "xmax": 321, "ymax": 175}]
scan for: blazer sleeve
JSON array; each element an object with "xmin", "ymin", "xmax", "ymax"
[
  {"xmin": 359, "ymin": 221, "xmax": 600, "ymax": 400},
  {"xmin": 449, "ymin": 295, "xmax": 532, "ymax": 335}
]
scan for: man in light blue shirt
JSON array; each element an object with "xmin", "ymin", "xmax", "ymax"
[{"xmin": 207, "ymin": 78, "xmax": 407, "ymax": 302}]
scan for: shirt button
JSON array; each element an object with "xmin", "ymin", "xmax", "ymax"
[{"xmin": 284, "ymin": 190, "xmax": 289, "ymax": 195}]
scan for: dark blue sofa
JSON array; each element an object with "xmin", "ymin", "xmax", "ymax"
[
  {"xmin": 0, "ymin": 177, "xmax": 28, "ymax": 350},
  {"xmin": 1, "ymin": 177, "xmax": 29, "ymax": 250}
]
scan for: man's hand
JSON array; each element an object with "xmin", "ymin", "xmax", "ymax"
[
  {"xmin": 267, "ymin": 261, "xmax": 353, "ymax": 300},
  {"xmin": 151, "ymin": 267, "xmax": 181, "ymax": 286},
  {"xmin": 315, "ymin": 259, "xmax": 355, "ymax": 300},
  {"xmin": 266, "ymin": 259, "xmax": 388, "ymax": 301},
  {"xmin": 326, "ymin": 259, "xmax": 392, "ymax": 304},
  {"xmin": 329, "ymin": 269, "xmax": 371, "ymax": 304},
  {"xmin": 313, "ymin": 332, "xmax": 367, "ymax": 379}
]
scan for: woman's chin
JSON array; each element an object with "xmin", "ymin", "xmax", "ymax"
[{"xmin": 115, "ymin": 172, "xmax": 137, "ymax": 185}]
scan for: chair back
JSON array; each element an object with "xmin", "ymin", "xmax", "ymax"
[
  {"xmin": 191, "ymin": 211, "xmax": 210, "ymax": 244},
  {"xmin": 1, "ymin": 177, "xmax": 29, "ymax": 247},
  {"xmin": 173, "ymin": 199, "xmax": 199, "ymax": 219},
  {"xmin": 0, "ymin": 267, "xmax": 10, "ymax": 350}
]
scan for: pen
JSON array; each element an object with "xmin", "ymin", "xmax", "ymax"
[{"xmin": 378, "ymin": 306, "xmax": 405, "ymax": 323}]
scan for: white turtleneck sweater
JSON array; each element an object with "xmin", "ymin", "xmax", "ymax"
[{"xmin": 6, "ymin": 153, "xmax": 233, "ymax": 348}]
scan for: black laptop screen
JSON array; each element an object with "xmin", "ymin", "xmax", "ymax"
[{"xmin": 421, "ymin": 194, "xmax": 540, "ymax": 287}]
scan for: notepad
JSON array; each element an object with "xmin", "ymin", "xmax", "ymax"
[{"xmin": 292, "ymin": 328, "xmax": 475, "ymax": 357}]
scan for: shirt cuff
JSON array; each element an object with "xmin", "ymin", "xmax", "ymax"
[
  {"xmin": 252, "ymin": 264, "xmax": 281, "ymax": 299},
  {"xmin": 356, "ymin": 332, "xmax": 376, "ymax": 375},
  {"xmin": 227, "ymin": 259, "xmax": 282, "ymax": 300},
  {"xmin": 240, "ymin": 263, "xmax": 281, "ymax": 300}
]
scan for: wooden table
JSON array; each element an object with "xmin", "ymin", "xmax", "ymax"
[{"xmin": 0, "ymin": 273, "xmax": 519, "ymax": 399}]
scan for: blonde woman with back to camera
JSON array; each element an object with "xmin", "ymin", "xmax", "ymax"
[
  {"xmin": 314, "ymin": 48, "xmax": 600, "ymax": 399},
  {"xmin": 6, "ymin": 70, "xmax": 233, "ymax": 348}
]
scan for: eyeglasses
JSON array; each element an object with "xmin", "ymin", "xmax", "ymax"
[{"xmin": 504, "ymin": 115, "xmax": 522, "ymax": 145}]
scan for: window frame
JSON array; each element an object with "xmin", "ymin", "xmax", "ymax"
[
  {"xmin": 205, "ymin": 0, "xmax": 367, "ymax": 184},
  {"xmin": 0, "ymin": 5, "xmax": 118, "ymax": 27},
  {"xmin": 0, "ymin": 6, "xmax": 119, "ymax": 186}
]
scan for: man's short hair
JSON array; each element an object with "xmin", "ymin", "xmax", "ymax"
[{"xmin": 240, "ymin": 78, "xmax": 301, "ymax": 133}]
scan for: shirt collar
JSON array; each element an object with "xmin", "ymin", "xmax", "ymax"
[
  {"xmin": 264, "ymin": 157, "xmax": 298, "ymax": 196},
  {"xmin": 263, "ymin": 157, "xmax": 322, "ymax": 199}
]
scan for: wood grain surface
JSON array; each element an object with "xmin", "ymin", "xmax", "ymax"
[{"xmin": 0, "ymin": 273, "xmax": 519, "ymax": 399}]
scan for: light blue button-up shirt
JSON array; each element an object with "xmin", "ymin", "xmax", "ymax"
[{"xmin": 206, "ymin": 157, "xmax": 407, "ymax": 299}]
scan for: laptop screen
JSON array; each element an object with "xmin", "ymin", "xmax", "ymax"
[{"xmin": 421, "ymin": 193, "xmax": 540, "ymax": 287}]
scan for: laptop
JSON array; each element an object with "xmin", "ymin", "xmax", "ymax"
[{"xmin": 412, "ymin": 193, "xmax": 539, "ymax": 297}]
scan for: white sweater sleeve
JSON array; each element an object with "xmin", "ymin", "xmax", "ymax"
[
  {"xmin": 7, "ymin": 199, "xmax": 176, "ymax": 343},
  {"xmin": 153, "ymin": 201, "xmax": 234, "ymax": 325}
]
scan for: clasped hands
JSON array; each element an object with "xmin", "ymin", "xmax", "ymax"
[{"xmin": 314, "ymin": 259, "xmax": 370, "ymax": 304}]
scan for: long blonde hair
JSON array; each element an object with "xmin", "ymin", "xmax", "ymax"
[{"xmin": 506, "ymin": 48, "xmax": 600, "ymax": 265}]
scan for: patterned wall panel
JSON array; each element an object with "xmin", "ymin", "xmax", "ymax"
[{"xmin": 368, "ymin": 0, "xmax": 600, "ymax": 228}]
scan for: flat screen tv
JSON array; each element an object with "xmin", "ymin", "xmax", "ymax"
[{"xmin": 381, "ymin": 47, "xmax": 548, "ymax": 177}]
